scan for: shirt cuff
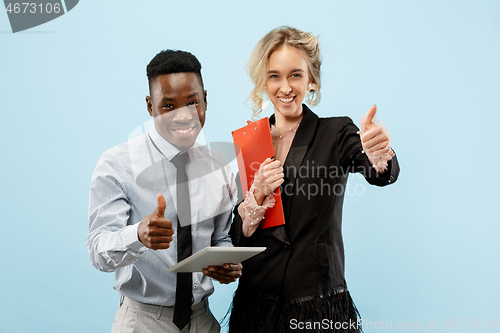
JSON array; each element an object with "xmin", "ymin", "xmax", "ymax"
[{"xmin": 123, "ymin": 223, "xmax": 146, "ymax": 252}]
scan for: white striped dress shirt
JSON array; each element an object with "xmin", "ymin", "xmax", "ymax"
[{"xmin": 87, "ymin": 125, "xmax": 237, "ymax": 306}]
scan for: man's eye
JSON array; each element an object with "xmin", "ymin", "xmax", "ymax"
[
  {"xmin": 188, "ymin": 101, "xmax": 199, "ymax": 106},
  {"xmin": 163, "ymin": 104, "xmax": 174, "ymax": 109}
]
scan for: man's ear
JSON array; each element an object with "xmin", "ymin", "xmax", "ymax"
[
  {"xmin": 146, "ymin": 96, "xmax": 153, "ymax": 116},
  {"xmin": 203, "ymin": 90, "xmax": 208, "ymax": 111}
]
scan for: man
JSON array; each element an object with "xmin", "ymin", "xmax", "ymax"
[{"xmin": 87, "ymin": 50, "xmax": 242, "ymax": 333}]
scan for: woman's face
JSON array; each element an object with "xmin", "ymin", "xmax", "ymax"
[{"xmin": 266, "ymin": 45, "xmax": 310, "ymax": 120}]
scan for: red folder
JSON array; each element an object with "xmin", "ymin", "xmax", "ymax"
[{"xmin": 232, "ymin": 118, "xmax": 285, "ymax": 229}]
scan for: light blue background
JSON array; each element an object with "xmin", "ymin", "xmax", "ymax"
[{"xmin": 1, "ymin": 1, "xmax": 499, "ymax": 332}]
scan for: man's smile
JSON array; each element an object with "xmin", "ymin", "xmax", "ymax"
[{"xmin": 170, "ymin": 125, "xmax": 197, "ymax": 137}]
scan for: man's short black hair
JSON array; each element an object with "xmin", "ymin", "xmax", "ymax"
[{"xmin": 146, "ymin": 49, "xmax": 203, "ymax": 92}]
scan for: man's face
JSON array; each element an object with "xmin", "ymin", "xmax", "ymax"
[{"xmin": 147, "ymin": 72, "xmax": 207, "ymax": 150}]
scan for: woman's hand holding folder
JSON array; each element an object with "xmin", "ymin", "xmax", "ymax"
[{"xmin": 251, "ymin": 157, "xmax": 285, "ymax": 205}]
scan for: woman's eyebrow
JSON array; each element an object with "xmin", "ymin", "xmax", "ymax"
[{"xmin": 267, "ymin": 69, "xmax": 304, "ymax": 74}]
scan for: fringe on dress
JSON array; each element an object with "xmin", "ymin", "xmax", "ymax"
[{"xmin": 227, "ymin": 289, "xmax": 362, "ymax": 333}]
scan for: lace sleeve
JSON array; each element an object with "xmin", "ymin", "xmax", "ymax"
[{"xmin": 237, "ymin": 183, "xmax": 276, "ymax": 237}]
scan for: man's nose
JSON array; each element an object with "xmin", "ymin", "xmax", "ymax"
[{"xmin": 172, "ymin": 105, "xmax": 195, "ymax": 122}]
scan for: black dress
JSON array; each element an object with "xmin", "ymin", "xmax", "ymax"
[{"xmin": 229, "ymin": 105, "xmax": 400, "ymax": 333}]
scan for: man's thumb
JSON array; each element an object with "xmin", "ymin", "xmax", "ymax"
[
  {"xmin": 154, "ymin": 193, "xmax": 166, "ymax": 217},
  {"xmin": 363, "ymin": 105, "xmax": 377, "ymax": 127}
]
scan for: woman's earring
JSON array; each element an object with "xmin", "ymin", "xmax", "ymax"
[
  {"xmin": 305, "ymin": 83, "xmax": 313, "ymax": 104},
  {"xmin": 306, "ymin": 83, "xmax": 320, "ymax": 105},
  {"xmin": 262, "ymin": 89, "xmax": 270, "ymax": 110}
]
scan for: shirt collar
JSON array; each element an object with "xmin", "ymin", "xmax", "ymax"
[{"xmin": 148, "ymin": 124, "xmax": 199, "ymax": 162}]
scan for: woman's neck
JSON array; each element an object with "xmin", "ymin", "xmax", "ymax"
[{"xmin": 274, "ymin": 109, "xmax": 304, "ymax": 131}]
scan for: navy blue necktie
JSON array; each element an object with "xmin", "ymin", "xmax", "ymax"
[{"xmin": 171, "ymin": 152, "xmax": 192, "ymax": 331}]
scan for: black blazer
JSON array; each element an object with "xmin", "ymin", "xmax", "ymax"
[{"xmin": 230, "ymin": 105, "xmax": 400, "ymax": 300}]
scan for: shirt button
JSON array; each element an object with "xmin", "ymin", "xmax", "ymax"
[{"xmin": 193, "ymin": 285, "xmax": 197, "ymax": 289}]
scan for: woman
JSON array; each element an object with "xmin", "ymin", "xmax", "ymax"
[{"xmin": 228, "ymin": 26, "xmax": 400, "ymax": 332}]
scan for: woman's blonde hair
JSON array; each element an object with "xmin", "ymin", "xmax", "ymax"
[{"xmin": 247, "ymin": 26, "xmax": 321, "ymax": 119}]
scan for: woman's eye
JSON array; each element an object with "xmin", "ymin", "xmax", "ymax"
[
  {"xmin": 270, "ymin": 74, "xmax": 279, "ymax": 79},
  {"xmin": 292, "ymin": 74, "xmax": 301, "ymax": 78}
]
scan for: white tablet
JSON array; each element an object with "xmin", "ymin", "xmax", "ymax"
[{"xmin": 166, "ymin": 246, "xmax": 266, "ymax": 273}]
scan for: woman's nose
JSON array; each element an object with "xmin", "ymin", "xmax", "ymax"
[{"xmin": 280, "ymin": 80, "xmax": 292, "ymax": 94}]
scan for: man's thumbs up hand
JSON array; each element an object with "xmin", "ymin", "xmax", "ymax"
[
  {"xmin": 154, "ymin": 193, "xmax": 166, "ymax": 217},
  {"xmin": 138, "ymin": 193, "xmax": 174, "ymax": 250}
]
